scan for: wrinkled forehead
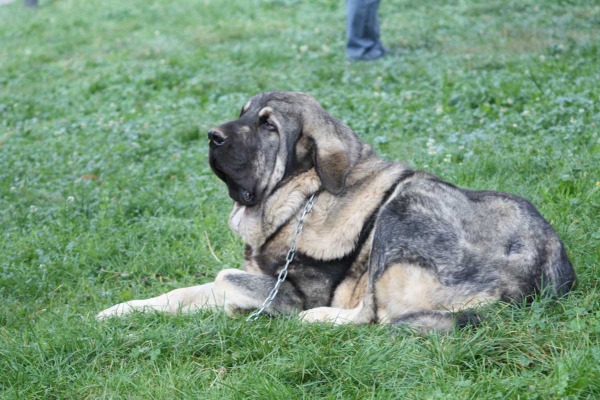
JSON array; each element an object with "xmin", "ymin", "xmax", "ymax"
[{"xmin": 240, "ymin": 92, "xmax": 307, "ymax": 118}]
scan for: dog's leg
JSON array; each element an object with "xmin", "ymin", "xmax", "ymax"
[
  {"xmin": 210, "ymin": 268, "xmax": 304, "ymax": 315},
  {"xmin": 96, "ymin": 281, "xmax": 224, "ymax": 320},
  {"xmin": 96, "ymin": 269, "xmax": 304, "ymax": 320},
  {"xmin": 299, "ymin": 302, "xmax": 367, "ymax": 325}
]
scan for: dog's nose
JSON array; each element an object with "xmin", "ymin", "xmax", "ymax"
[{"xmin": 208, "ymin": 129, "xmax": 226, "ymax": 146}]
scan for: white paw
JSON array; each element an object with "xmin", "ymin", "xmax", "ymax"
[
  {"xmin": 96, "ymin": 303, "xmax": 132, "ymax": 320},
  {"xmin": 299, "ymin": 307, "xmax": 343, "ymax": 324}
]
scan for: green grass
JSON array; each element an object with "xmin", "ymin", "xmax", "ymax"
[{"xmin": 1, "ymin": 0, "xmax": 599, "ymax": 397}]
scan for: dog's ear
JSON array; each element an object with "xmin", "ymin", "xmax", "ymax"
[{"xmin": 299, "ymin": 97, "xmax": 362, "ymax": 195}]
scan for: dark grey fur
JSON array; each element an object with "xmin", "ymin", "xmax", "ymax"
[{"xmin": 207, "ymin": 91, "xmax": 576, "ymax": 331}]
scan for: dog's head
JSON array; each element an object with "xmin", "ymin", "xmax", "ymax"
[{"xmin": 208, "ymin": 92, "xmax": 362, "ymax": 206}]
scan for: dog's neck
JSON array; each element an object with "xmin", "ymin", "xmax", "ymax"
[
  {"xmin": 228, "ymin": 147, "xmax": 409, "ymax": 254},
  {"xmin": 229, "ymin": 168, "xmax": 321, "ymax": 249}
]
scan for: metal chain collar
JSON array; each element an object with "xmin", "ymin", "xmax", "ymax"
[{"xmin": 246, "ymin": 193, "xmax": 317, "ymax": 322}]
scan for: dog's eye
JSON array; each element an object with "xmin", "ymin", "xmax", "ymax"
[{"xmin": 261, "ymin": 121, "xmax": 277, "ymax": 132}]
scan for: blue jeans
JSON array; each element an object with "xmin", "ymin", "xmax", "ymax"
[{"xmin": 346, "ymin": 0, "xmax": 387, "ymax": 60}]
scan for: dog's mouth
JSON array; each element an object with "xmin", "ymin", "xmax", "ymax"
[
  {"xmin": 211, "ymin": 164, "xmax": 257, "ymax": 207},
  {"xmin": 228, "ymin": 181, "xmax": 256, "ymax": 207}
]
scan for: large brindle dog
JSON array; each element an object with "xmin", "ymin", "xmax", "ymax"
[{"xmin": 98, "ymin": 91, "xmax": 576, "ymax": 331}]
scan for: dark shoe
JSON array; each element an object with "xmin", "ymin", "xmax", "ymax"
[{"xmin": 348, "ymin": 46, "xmax": 389, "ymax": 62}]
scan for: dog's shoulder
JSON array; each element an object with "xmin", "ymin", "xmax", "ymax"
[{"xmin": 297, "ymin": 159, "xmax": 412, "ymax": 260}]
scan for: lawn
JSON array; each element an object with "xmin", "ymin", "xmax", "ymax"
[{"xmin": 1, "ymin": 0, "xmax": 599, "ymax": 398}]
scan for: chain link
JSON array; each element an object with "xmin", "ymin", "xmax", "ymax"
[{"xmin": 246, "ymin": 193, "xmax": 317, "ymax": 322}]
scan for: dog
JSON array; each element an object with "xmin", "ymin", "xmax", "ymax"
[{"xmin": 97, "ymin": 91, "xmax": 576, "ymax": 331}]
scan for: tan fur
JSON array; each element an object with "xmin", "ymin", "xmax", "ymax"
[
  {"xmin": 96, "ymin": 282, "xmax": 223, "ymax": 319},
  {"xmin": 96, "ymin": 269, "xmax": 269, "ymax": 319},
  {"xmin": 300, "ymin": 262, "xmax": 498, "ymax": 325},
  {"xmin": 213, "ymin": 269, "xmax": 270, "ymax": 315},
  {"xmin": 229, "ymin": 169, "xmax": 321, "ymax": 249},
  {"xmin": 299, "ymin": 302, "xmax": 365, "ymax": 325},
  {"xmin": 298, "ymin": 154, "xmax": 409, "ymax": 260},
  {"xmin": 330, "ymin": 231, "xmax": 373, "ymax": 309},
  {"xmin": 375, "ymin": 264, "xmax": 498, "ymax": 323},
  {"xmin": 331, "ymin": 272, "xmax": 369, "ymax": 310},
  {"xmin": 258, "ymin": 106, "xmax": 273, "ymax": 118},
  {"xmin": 262, "ymin": 119, "xmax": 290, "ymax": 206},
  {"xmin": 243, "ymin": 257, "xmax": 264, "ymax": 275},
  {"xmin": 242, "ymin": 99, "xmax": 252, "ymax": 113}
]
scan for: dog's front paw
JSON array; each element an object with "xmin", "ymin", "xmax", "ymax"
[
  {"xmin": 96, "ymin": 303, "xmax": 132, "ymax": 320},
  {"xmin": 299, "ymin": 307, "xmax": 341, "ymax": 324},
  {"xmin": 299, "ymin": 307, "xmax": 361, "ymax": 325}
]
